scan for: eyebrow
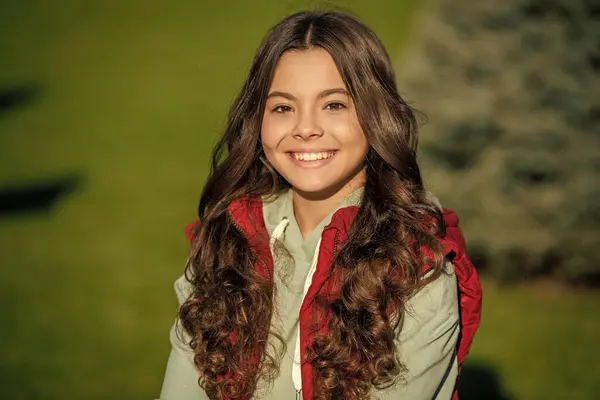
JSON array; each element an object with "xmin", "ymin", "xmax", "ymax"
[{"xmin": 266, "ymin": 88, "xmax": 349, "ymax": 101}]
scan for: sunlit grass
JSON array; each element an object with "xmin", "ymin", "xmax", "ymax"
[
  {"xmin": 2, "ymin": 1, "xmax": 599, "ymax": 399},
  {"xmin": 0, "ymin": 1, "xmax": 421, "ymax": 398},
  {"xmin": 467, "ymin": 280, "xmax": 600, "ymax": 399}
]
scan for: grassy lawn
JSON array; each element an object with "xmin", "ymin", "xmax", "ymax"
[
  {"xmin": 462, "ymin": 281, "xmax": 600, "ymax": 400},
  {"xmin": 0, "ymin": 1, "xmax": 420, "ymax": 399},
  {"xmin": 0, "ymin": 1, "xmax": 598, "ymax": 399}
]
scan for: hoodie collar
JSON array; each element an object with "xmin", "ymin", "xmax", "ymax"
[
  {"xmin": 227, "ymin": 190, "xmax": 467, "ymax": 265},
  {"xmin": 262, "ymin": 187, "xmax": 364, "ymax": 234}
]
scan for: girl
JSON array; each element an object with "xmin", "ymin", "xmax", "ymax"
[{"xmin": 158, "ymin": 11, "xmax": 482, "ymax": 400}]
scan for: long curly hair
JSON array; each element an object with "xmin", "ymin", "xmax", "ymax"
[{"xmin": 179, "ymin": 11, "xmax": 446, "ymax": 399}]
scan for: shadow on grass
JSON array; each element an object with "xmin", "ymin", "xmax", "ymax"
[
  {"xmin": 458, "ymin": 361, "xmax": 515, "ymax": 400},
  {"xmin": 0, "ymin": 84, "xmax": 41, "ymax": 116},
  {"xmin": 0, "ymin": 84, "xmax": 82, "ymax": 218},
  {"xmin": 0, "ymin": 174, "xmax": 82, "ymax": 217}
]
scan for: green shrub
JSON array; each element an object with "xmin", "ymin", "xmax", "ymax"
[{"xmin": 399, "ymin": 0, "xmax": 600, "ymax": 284}]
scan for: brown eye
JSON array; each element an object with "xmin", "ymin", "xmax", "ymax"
[
  {"xmin": 273, "ymin": 105, "xmax": 293, "ymax": 113},
  {"xmin": 325, "ymin": 102, "xmax": 346, "ymax": 111}
]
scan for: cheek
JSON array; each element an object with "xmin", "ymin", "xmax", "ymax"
[
  {"xmin": 353, "ymin": 134, "xmax": 369, "ymax": 163},
  {"xmin": 349, "ymin": 116, "xmax": 368, "ymax": 155},
  {"xmin": 330, "ymin": 116, "xmax": 368, "ymax": 152},
  {"xmin": 260, "ymin": 115, "xmax": 284, "ymax": 150},
  {"xmin": 260, "ymin": 119, "xmax": 284, "ymax": 164},
  {"xmin": 345, "ymin": 129, "xmax": 369, "ymax": 163}
]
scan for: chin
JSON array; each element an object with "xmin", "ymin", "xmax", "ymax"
[{"xmin": 288, "ymin": 179, "xmax": 345, "ymax": 200}]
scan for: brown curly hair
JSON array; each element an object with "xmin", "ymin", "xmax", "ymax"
[{"xmin": 179, "ymin": 11, "xmax": 446, "ymax": 399}]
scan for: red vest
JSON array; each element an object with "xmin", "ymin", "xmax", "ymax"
[{"xmin": 185, "ymin": 197, "xmax": 482, "ymax": 399}]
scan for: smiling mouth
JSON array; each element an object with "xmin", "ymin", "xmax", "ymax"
[{"xmin": 287, "ymin": 150, "xmax": 338, "ymax": 161}]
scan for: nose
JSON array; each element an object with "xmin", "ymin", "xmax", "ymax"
[{"xmin": 292, "ymin": 110, "xmax": 324, "ymax": 140}]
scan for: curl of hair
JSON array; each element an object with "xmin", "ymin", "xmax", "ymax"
[{"xmin": 179, "ymin": 11, "xmax": 445, "ymax": 400}]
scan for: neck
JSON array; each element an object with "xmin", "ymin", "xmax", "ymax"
[{"xmin": 292, "ymin": 170, "xmax": 365, "ymax": 239}]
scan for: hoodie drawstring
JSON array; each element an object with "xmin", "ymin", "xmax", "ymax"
[
  {"xmin": 270, "ymin": 217, "xmax": 290, "ymax": 253},
  {"xmin": 268, "ymin": 216, "xmax": 322, "ymax": 400},
  {"xmin": 292, "ymin": 236, "xmax": 321, "ymax": 398}
]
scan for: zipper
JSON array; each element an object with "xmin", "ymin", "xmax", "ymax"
[
  {"xmin": 333, "ymin": 230, "xmax": 340, "ymax": 258},
  {"xmin": 313, "ymin": 228, "xmax": 340, "ymax": 323},
  {"xmin": 296, "ymin": 389, "xmax": 302, "ymax": 400},
  {"xmin": 306, "ymin": 228, "xmax": 341, "ymax": 400},
  {"xmin": 227, "ymin": 208, "xmax": 273, "ymax": 399},
  {"xmin": 229, "ymin": 210, "xmax": 271, "ymax": 278},
  {"xmin": 229, "ymin": 210, "xmax": 247, "ymax": 240}
]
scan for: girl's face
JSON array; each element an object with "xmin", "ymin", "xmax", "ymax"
[{"xmin": 261, "ymin": 48, "xmax": 368, "ymax": 198}]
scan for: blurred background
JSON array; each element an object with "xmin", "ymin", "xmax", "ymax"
[{"xmin": 0, "ymin": 0, "xmax": 598, "ymax": 399}]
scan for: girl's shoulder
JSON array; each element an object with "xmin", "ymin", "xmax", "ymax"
[
  {"xmin": 174, "ymin": 272, "xmax": 194, "ymax": 306},
  {"xmin": 407, "ymin": 260, "xmax": 459, "ymax": 318}
]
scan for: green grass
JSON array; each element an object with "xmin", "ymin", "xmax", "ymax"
[
  {"xmin": 1, "ymin": 1, "xmax": 599, "ymax": 399},
  {"xmin": 0, "ymin": 1, "xmax": 421, "ymax": 399},
  {"xmin": 465, "ymin": 281, "xmax": 600, "ymax": 400}
]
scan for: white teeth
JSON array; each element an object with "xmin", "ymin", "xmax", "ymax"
[{"xmin": 291, "ymin": 151, "xmax": 336, "ymax": 161}]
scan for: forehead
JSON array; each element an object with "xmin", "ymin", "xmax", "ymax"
[{"xmin": 269, "ymin": 48, "xmax": 346, "ymax": 93}]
